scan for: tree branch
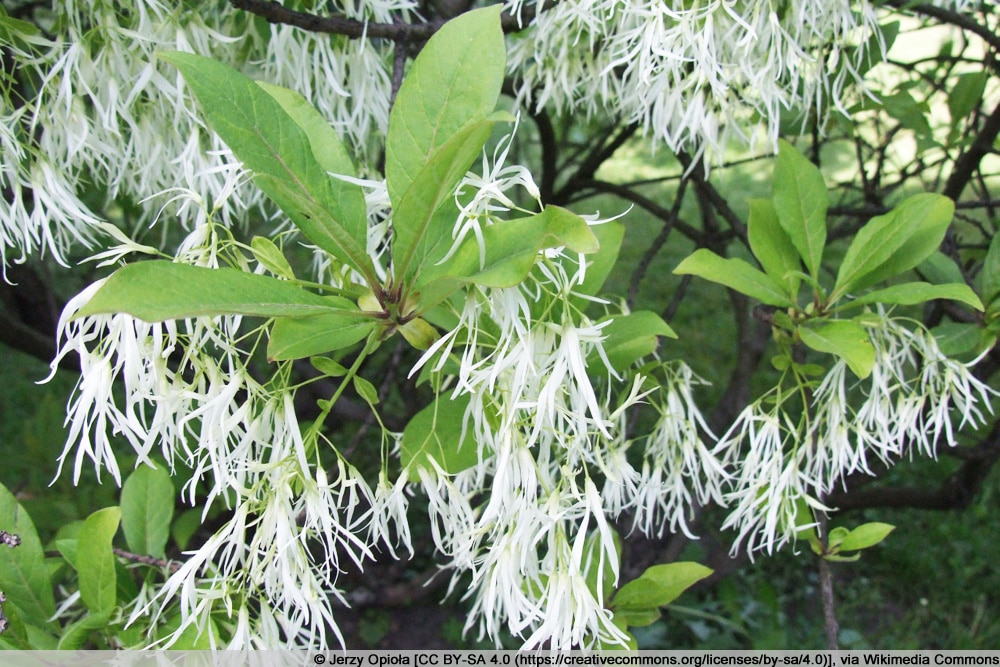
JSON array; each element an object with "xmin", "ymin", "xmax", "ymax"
[
  {"xmin": 944, "ymin": 101, "xmax": 1000, "ymax": 201},
  {"xmin": 882, "ymin": 1, "xmax": 1000, "ymax": 54},
  {"xmin": 228, "ymin": 0, "xmax": 541, "ymax": 42}
]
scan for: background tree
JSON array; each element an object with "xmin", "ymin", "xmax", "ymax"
[{"xmin": 0, "ymin": 0, "xmax": 997, "ymax": 651}]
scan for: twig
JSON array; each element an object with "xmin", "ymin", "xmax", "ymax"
[
  {"xmin": 113, "ymin": 547, "xmax": 181, "ymax": 573},
  {"xmin": 627, "ymin": 179, "xmax": 688, "ymax": 309}
]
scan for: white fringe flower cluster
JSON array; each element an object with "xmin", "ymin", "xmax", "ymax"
[
  {"xmin": 714, "ymin": 311, "xmax": 997, "ymax": 557},
  {"xmin": 2, "ymin": 0, "xmax": 405, "ymax": 268},
  {"xmin": 401, "ymin": 142, "xmax": 725, "ymax": 649}
]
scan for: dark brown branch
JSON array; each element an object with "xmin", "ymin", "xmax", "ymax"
[
  {"xmin": 228, "ymin": 0, "xmax": 542, "ymax": 42},
  {"xmin": 229, "ymin": 0, "xmax": 444, "ymax": 40},
  {"xmin": 530, "ymin": 107, "xmax": 559, "ymax": 204},
  {"xmin": 576, "ymin": 179, "xmax": 706, "ymax": 242},
  {"xmin": 944, "ymin": 101, "xmax": 1000, "ymax": 201},
  {"xmin": 553, "ymin": 124, "xmax": 639, "ymax": 206},
  {"xmin": 627, "ymin": 179, "xmax": 688, "ymax": 309},
  {"xmin": 708, "ymin": 294, "xmax": 772, "ymax": 434},
  {"xmin": 679, "ymin": 153, "xmax": 749, "ymax": 243}
]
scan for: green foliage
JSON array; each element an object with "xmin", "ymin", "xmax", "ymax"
[
  {"xmin": 76, "ymin": 261, "xmax": 359, "ymax": 320},
  {"xmin": 120, "ymin": 465, "xmax": 173, "ymax": 560},
  {"xmin": 675, "ymin": 142, "xmax": 981, "ymax": 379},
  {"xmin": 674, "ymin": 249, "xmax": 796, "ymax": 308},
  {"xmin": 611, "ymin": 563, "xmax": 713, "ymax": 639},
  {"xmin": 771, "ymin": 140, "xmax": 828, "ymax": 279},
  {"xmin": 385, "ymin": 6, "xmax": 505, "ymax": 208},
  {"xmin": 597, "ymin": 311, "xmax": 677, "ymax": 372},
  {"xmin": 158, "ymin": 51, "xmax": 374, "ymax": 283},
  {"xmin": 0, "ymin": 484, "xmax": 55, "ymax": 635},
  {"xmin": 76, "ymin": 507, "xmax": 120, "ymax": 613},
  {"xmin": 401, "ymin": 394, "xmax": 484, "ymax": 475}
]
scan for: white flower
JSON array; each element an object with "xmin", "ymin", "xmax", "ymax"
[{"xmin": 507, "ymin": 0, "xmax": 882, "ymax": 164}]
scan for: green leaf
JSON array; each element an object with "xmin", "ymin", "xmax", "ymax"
[
  {"xmin": 401, "ymin": 394, "xmax": 487, "ymax": 474},
  {"xmin": 596, "ymin": 311, "xmax": 677, "ymax": 372},
  {"xmin": 612, "ymin": 562, "xmax": 712, "ymax": 611},
  {"xmin": 0, "ymin": 8, "xmax": 40, "ymax": 39},
  {"xmin": 250, "ymin": 236, "xmax": 295, "ymax": 279},
  {"xmin": 252, "ymin": 173, "xmax": 379, "ymax": 287},
  {"xmin": 799, "ymin": 319, "xmax": 875, "ymax": 379},
  {"xmin": 385, "ymin": 5, "xmax": 505, "ymax": 208},
  {"xmin": 391, "ymin": 117, "xmax": 506, "ymax": 285},
  {"xmin": 353, "ymin": 375, "xmax": 379, "ymax": 407},
  {"xmin": 883, "ymin": 90, "xmax": 933, "ymax": 140},
  {"xmin": 171, "ymin": 508, "xmax": 202, "ymax": 552},
  {"xmin": 57, "ymin": 609, "xmax": 114, "ymax": 650},
  {"xmin": 980, "ymin": 233, "xmax": 1000, "ymax": 311},
  {"xmin": 843, "ymin": 282, "xmax": 982, "ymax": 311},
  {"xmin": 772, "ymin": 140, "xmax": 828, "ymax": 278},
  {"xmin": 932, "ymin": 321, "xmax": 992, "ymax": 357},
  {"xmin": 0, "ymin": 482, "xmax": 56, "ymax": 630},
  {"xmin": 833, "ymin": 194, "xmax": 955, "ymax": 299},
  {"xmin": 948, "ymin": 72, "xmax": 988, "ymax": 123},
  {"xmin": 120, "ymin": 465, "xmax": 174, "ymax": 559},
  {"xmin": 77, "ymin": 507, "xmax": 121, "ymax": 614},
  {"xmin": 416, "ymin": 206, "xmax": 599, "ymax": 308},
  {"xmin": 255, "ymin": 81, "xmax": 361, "ymax": 182},
  {"xmin": 254, "ymin": 80, "xmax": 369, "ymax": 266},
  {"xmin": 76, "ymin": 261, "xmax": 351, "ymax": 321},
  {"xmin": 310, "ymin": 356, "xmax": 349, "ymax": 377},
  {"xmin": 604, "ymin": 615, "xmax": 638, "ymax": 649},
  {"xmin": 574, "ymin": 221, "xmax": 625, "ymax": 299},
  {"xmin": 614, "ymin": 608, "xmax": 662, "ymax": 628},
  {"xmin": 159, "ymin": 52, "xmax": 372, "ymax": 281},
  {"xmin": 268, "ymin": 311, "xmax": 376, "ymax": 361},
  {"xmin": 919, "ymin": 251, "xmax": 966, "ymax": 286},
  {"xmin": 838, "ymin": 522, "xmax": 895, "ymax": 552},
  {"xmin": 674, "ymin": 249, "xmax": 796, "ymax": 308},
  {"xmin": 748, "ymin": 198, "xmax": 801, "ymax": 295}
]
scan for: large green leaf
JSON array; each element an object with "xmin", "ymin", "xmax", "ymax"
[
  {"xmin": 831, "ymin": 193, "xmax": 954, "ymax": 299},
  {"xmin": 268, "ymin": 311, "xmax": 376, "ymax": 361},
  {"xmin": 416, "ymin": 206, "xmax": 599, "ymax": 308},
  {"xmin": 120, "ymin": 465, "xmax": 174, "ymax": 559},
  {"xmin": 401, "ymin": 394, "xmax": 487, "ymax": 474},
  {"xmin": 748, "ymin": 198, "xmax": 801, "ymax": 295},
  {"xmin": 391, "ymin": 116, "xmax": 507, "ymax": 285},
  {"xmin": 772, "ymin": 140, "xmax": 828, "ymax": 278},
  {"xmin": 799, "ymin": 319, "xmax": 875, "ymax": 379},
  {"xmin": 75, "ymin": 261, "xmax": 352, "ymax": 321},
  {"xmin": 384, "ymin": 5, "xmax": 505, "ymax": 208},
  {"xmin": 833, "ymin": 194, "xmax": 954, "ymax": 300},
  {"xmin": 253, "ymin": 174, "xmax": 379, "ymax": 286},
  {"xmin": 159, "ymin": 52, "xmax": 372, "ymax": 279},
  {"xmin": 843, "ymin": 282, "xmax": 982, "ymax": 311},
  {"xmin": 56, "ymin": 609, "xmax": 114, "ymax": 650},
  {"xmin": 596, "ymin": 311, "xmax": 677, "ymax": 372},
  {"xmin": 0, "ymin": 482, "xmax": 55, "ymax": 630},
  {"xmin": 612, "ymin": 562, "xmax": 712, "ymax": 612},
  {"xmin": 77, "ymin": 506, "xmax": 121, "ymax": 614},
  {"xmin": 255, "ymin": 81, "xmax": 361, "ymax": 182},
  {"xmin": 674, "ymin": 249, "xmax": 796, "ymax": 308}
]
